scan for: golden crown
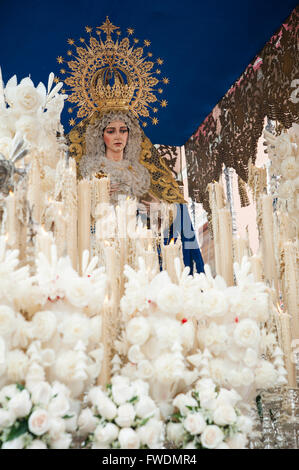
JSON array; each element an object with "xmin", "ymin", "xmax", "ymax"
[{"xmin": 57, "ymin": 17, "xmax": 169, "ymax": 128}]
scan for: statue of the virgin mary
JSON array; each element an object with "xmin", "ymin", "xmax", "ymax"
[{"xmin": 63, "ymin": 17, "xmax": 204, "ymax": 274}]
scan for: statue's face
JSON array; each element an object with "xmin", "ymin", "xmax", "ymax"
[{"xmin": 103, "ymin": 120, "xmax": 129, "ymax": 157}]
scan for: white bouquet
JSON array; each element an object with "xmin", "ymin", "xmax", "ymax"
[
  {"xmin": 0, "ymin": 381, "xmax": 76, "ymax": 449},
  {"xmin": 166, "ymin": 378, "xmax": 253, "ymax": 449},
  {"xmin": 78, "ymin": 375, "xmax": 164, "ymax": 449}
]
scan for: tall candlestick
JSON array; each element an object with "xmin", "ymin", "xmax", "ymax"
[
  {"xmin": 6, "ymin": 191, "xmax": 17, "ymax": 249},
  {"xmin": 218, "ymin": 207, "xmax": 234, "ymax": 286},
  {"xmin": 260, "ymin": 194, "xmax": 278, "ymax": 291},
  {"xmin": 97, "ymin": 298, "xmax": 112, "ymax": 387},
  {"xmin": 163, "ymin": 239, "xmax": 181, "ymax": 283},
  {"xmin": 282, "ymin": 241, "xmax": 299, "ymax": 341},
  {"xmin": 63, "ymin": 158, "xmax": 78, "ymax": 269},
  {"xmin": 36, "ymin": 226, "xmax": 54, "ymax": 261},
  {"xmin": 28, "ymin": 159, "xmax": 42, "ymax": 224},
  {"xmin": 278, "ymin": 311, "xmax": 296, "ymax": 387},
  {"xmin": 78, "ymin": 179, "xmax": 91, "ymax": 274}
]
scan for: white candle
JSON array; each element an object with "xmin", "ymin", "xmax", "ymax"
[
  {"xmin": 64, "ymin": 159, "xmax": 77, "ymax": 269},
  {"xmin": 250, "ymin": 253, "xmax": 263, "ymax": 282},
  {"xmin": 260, "ymin": 194, "xmax": 278, "ymax": 290},
  {"xmin": 36, "ymin": 226, "xmax": 54, "ymax": 261},
  {"xmin": 55, "ymin": 208, "xmax": 67, "ymax": 258},
  {"xmin": 6, "ymin": 191, "xmax": 17, "ymax": 249},
  {"xmin": 28, "ymin": 159, "xmax": 42, "ymax": 224},
  {"xmin": 78, "ymin": 179, "xmax": 91, "ymax": 274},
  {"xmin": 218, "ymin": 208, "xmax": 234, "ymax": 286},
  {"xmin": 163, "ymin": 239, "xmax": 180, "ymax": 283}
]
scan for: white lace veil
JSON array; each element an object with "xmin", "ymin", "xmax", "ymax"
[{"xmin": 79, "ymin": 111, "xmax": 151, "ymax": 203}]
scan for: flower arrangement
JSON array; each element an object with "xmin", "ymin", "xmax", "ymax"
[
  {"xmin": 0, "ymin": 381, "xmax": 76, "ymax": 449},
  {"xmin": 0, "ymin": 72, "xmax": 67, "ymax": 164},
  {"xmin": 166, "ymin": 378, "xmax": 253, "ymax": 449},
  {"xmin": 0, "ymin": 240, "xmax": 106, "ymax": 397},
  {"xmin": 77, "ymin": 375, "xmax": 164, "ymax": 449}
]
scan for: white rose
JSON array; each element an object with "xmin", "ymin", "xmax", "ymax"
[
  {"xmin": 50, "ymin": 433, "xmax": 72, "ymax": 449},
  {"xmin": 59, "ymin": 314, "xmax": 91, "ymax": 346},
  {"xmin": 137, "ymin": 360, "xmax": 154, "ymax": 380},
  {"xmin": 237, "ymin": 416, "xmax": 253, "ymax": 434},
  {"xmin": 137, "ymin": 419, "xmax": 164, "ymax": 449},
  {"xmin": 51, "ymin": 381, "xmax": 71, "ymax": 400},
  {"xmin": 281, "ymin": 156, "xmax": 298, "ymax": 180},
  {"xmin": 201, "ymin": 425, "xmax": 224, "ymax": 449},
  {"xmin": 8, "ymin": 389, "xmax": 32, "ymax": 418},
  {"xmin": 0, "ymin": 384, "xmax": 19, "ymax": 405},
  {"xmin": 131, "ymin": 379, "xmax": 149, "ymax": 397},
  {"xmin": 166, "ymin": 422, "xmax": 185, "ymax": 444},
  {"xmin": 28, "ymin": 409, "xmax": 50, "ymax": 436},
  {"xmin": 0, "ymin": 305, "xmax": 15, "ymax": 336},
  {"xmin": 126, "ymin": 317, "xmax": 150, "ymax": 345},
  {"xmin": 244, "ymin": 348, "xmax": 258, "ymax": 368},
  {"xmin": 227, "ymin": 370, "xmax": 243, "ymax": 388},
  {"xmin": 54, "ymin": 351, "xmax": 78, "ymax": 383},
  {"xmin": 213, "ymin": 405, "xmax": 237, "ymax": 426},
  {"xmin": 14, "ymin": 79, "xmax": 44, "ymax": 113},
  {"xmin": 48, "ymin": 417, "xmax": 66, "ymax": 440},
  {"xmin": 255, "ymin": 360, "xmax": 278, "ymax": 388},
  {"xmin": 48, "ymin": 393, "xmax": 70, "ymax": 418},
  {"xmin": 87, "ymin": 387, "xmax": 106, "ymax": 406},
  {"xmin": 7, "ymin": 350, "xmax": 29, "ymax": 382},
  {"xmin": 27, "ymin": 439, "xmax": 48, "ymax": 449},
  {"xmin": 128, "ymin": 345, "xmax": 144, "ymax": 364},
  {"xmin": 233, "ymin": 319, "xmax": 260, "ymax": 348},
  {"xmin": 115, "ymin": 403, "xmax": 136, "ymax": 428},
  {"xmin": 226, "ymin": 432, "xmax": 247, "ymax": 449},
  {"xmin": 196, "ymin": 378, "xmax": 216, "ymax": 394},
  {"xmin": 198, "ymin": 388, "xmax": 217, "ymax": 410},
  {"xmin": 0, "ymin": 408, "xmax": 15, "ymax": 428},
  {"xmin": 2, "ymin": 436, "xmax": 25, "ymax": 449},
  {"xmin": 94, "ymin": 422, "xmax": 119, "ymax": 445},
  {"xmin": 183, "ymin": 412, "xmax": 206, "ymax": 435},
  {"xmin": 112, "ymin": 383, "xmax": 134, "ymax": 405},
  {"xmin": 32, "ymin": 311, "xmax": 57, "ymax": 342},
  {"xmin": 156, "ymin": 285, "xmax": 183, "ymax": 315},
  {"xmin": 118, "ymin": 428, "xmax": 140, "ymax": 449},
  {"xmin": 173, "ymin": 393, "xmax": 198, "ymax": 416},
  {"xmin": 201, "ymin": 290, "xmax": 228, "ymax": 317},
  {"xmin": 111, "ymin": 375, "xmax": 130, "ymax": 386},
  {"xmin": 78, "ymin": 408, "xmax": 98, "ymax": 435},
  {"xmin": 65, "ymin": 278, "xmax": 92, "ymax": 309},
  {"xmin": 30, "ymin": 381, "xmax": 52, "ymax": 406},
  {"xmin": 135, "ymin": 396, "xmax": 157, "ymax": 419},
  {"xmin": 97, "ymin": 396, "xmax": 117, "ymax": 421}
]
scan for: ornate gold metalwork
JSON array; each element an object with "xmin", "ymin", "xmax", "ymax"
[{"xmin": 59, "ymin": 17, "xmax": 169, "ymax": 128}]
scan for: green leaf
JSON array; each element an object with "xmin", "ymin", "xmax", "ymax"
[
  {"xmin": 6, "ymin": 419, "xmax": 28, "ymax": 442},
  {"xmin": 171, "ymin": 412, "xmax": 182, "ymax": 422},
  {"xmin": 139, "ymin": 414, "xmax": 153, "ymax": 427},
  {"xmin": 5, "ymin": 396, "xmax": 11, "ymax": 401},
  {"xmin": 128, "ymin": 396, "xmax": 139, "ymax": 404},
  {"xmin": 62, "ymin": 414, "xmax": 74, "ymax": 420},
  {"xmin": 106, "ymin": 384, "xmax": 112, "ymax": 391},
  {"xmin": 16, "ymin": 383, "xmax": 25, "ymax": 392}
]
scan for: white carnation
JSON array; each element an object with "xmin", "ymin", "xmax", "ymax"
[
  {"xmin": 128, "ymin": 344, "xmax": 145, "ymax": 364},
  {"xmin": 48, "ymin": 393, "xmax": 70, "ymax": 417},
  {"xmin": 97, "ymin": 396, "xmax": 117, "ymax": 421},
  {"xmin": 30, "ymin": 381, "xmax": 52, "ymax": 406},
  {"xmin": 0, "ymin": 408, "xmax": 15, "ymax": 428},
  {"xmin": 59, "ymin": 314, "xmax": 91, "ymax": 346},
  {"xmin": 156, "ymin": 285, "xmax": 183, "ymax": 315},
  {"xmin": 201, "ymin": 289, "xmax": 228, "ymax": 317},
  {"xmin": 137, "ymin": 360, "xmax": 154, "ymax": 380},
  {"xmin": 255, "ymin": 360, "xmax": 278, "ymax": 388},
  {"xmin": 6, "ymin": 350, "xmax": 29, "ymax": 382},
  {"xmin": 48, "ymin": 417, "xmax": 66, "ymax": 440},
  {"xmin": 0, "ymin": 305, "xmax": 15, "ymax": 336},
  {"xmin": 32, "ymin": 311, "xmax": 57, "ymax": 342}
]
